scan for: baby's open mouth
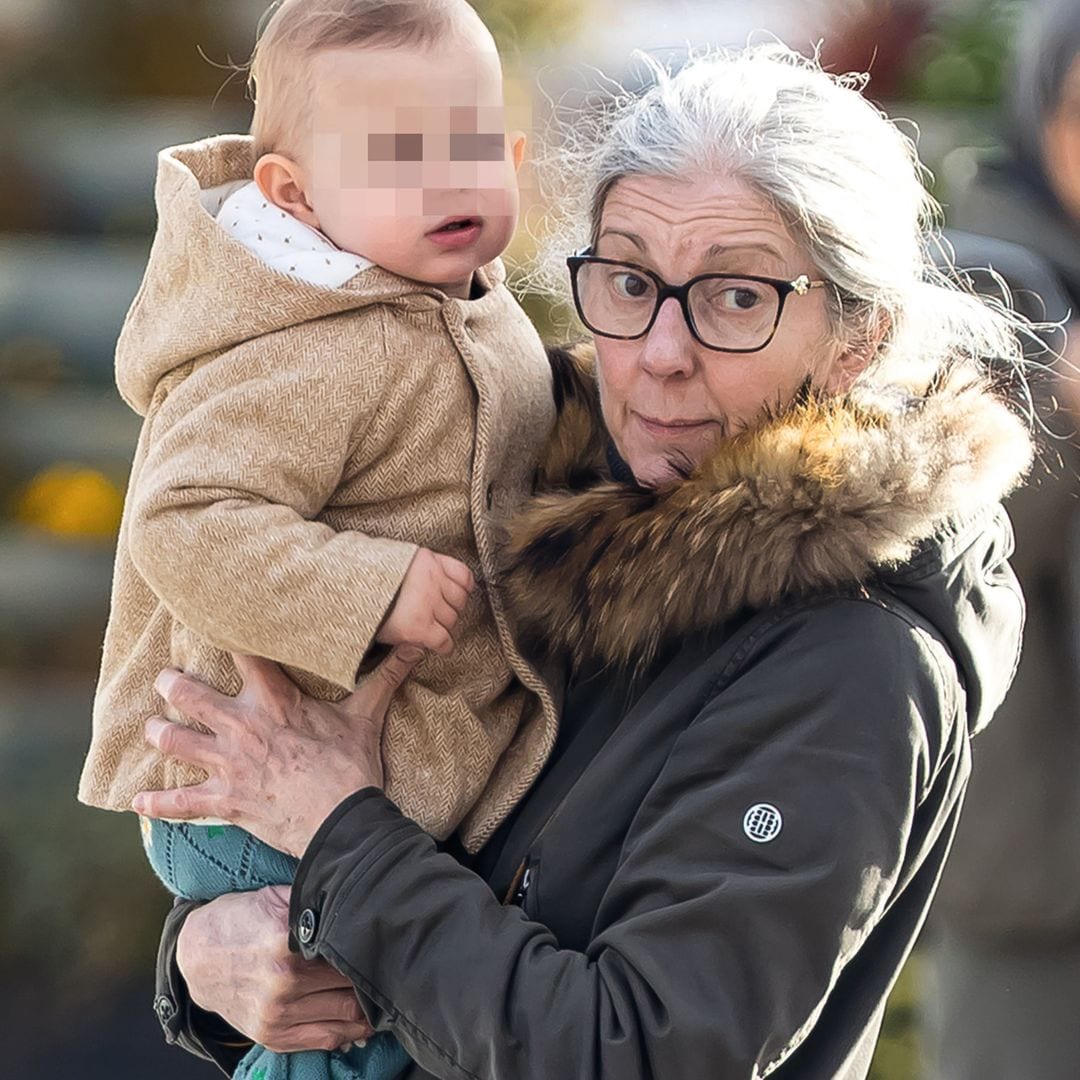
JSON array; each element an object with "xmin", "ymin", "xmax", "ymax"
[{"xmin": 430, "ymin": 216, "xmax": 481, "ymax": 234}]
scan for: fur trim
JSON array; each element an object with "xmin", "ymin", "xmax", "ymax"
[
  {"xmin": 502, "ymin": 345, "xmax": 1033, "ymax": 671},
  {"xmin": 532, "ymin": 344, "xmax": 610, "ymax": 489}
]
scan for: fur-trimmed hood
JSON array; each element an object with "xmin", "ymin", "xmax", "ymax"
[{"xmin": 502, "ymin": 344, "xmax": 1032, "ymax": 730}]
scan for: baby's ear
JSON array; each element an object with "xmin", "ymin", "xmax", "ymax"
[
  {"xmin": 253, "ymin": 154, "xmax": 319, "ymax": 230},
  {"xmin": 509, "ymin": 131, "xmax": 527, "ymax": 171}
]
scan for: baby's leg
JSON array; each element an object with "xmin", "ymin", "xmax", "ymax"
[
  {"xmin": 139, "ymin": 819, "xmax": 411, "ymax": 1080},
  {"xmin": 140, "ymin": 818, "xmax": 298, "ymax": 900}
]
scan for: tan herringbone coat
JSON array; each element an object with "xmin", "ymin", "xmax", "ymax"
[{"xmin": 77, "ymin": 135, "xmax": 559, "ymax": 851}]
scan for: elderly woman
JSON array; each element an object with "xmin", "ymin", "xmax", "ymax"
[{"xmin": 139, "ymin": 46, "xmax": 1033, "ymax": 1079}]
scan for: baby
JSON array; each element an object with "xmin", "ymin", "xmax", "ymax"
[{"xmin": 77, "ymin": 1, "xmax": 558, "ymax": 1077}]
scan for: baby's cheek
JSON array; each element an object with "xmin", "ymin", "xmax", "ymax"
[{"xmin": 355, "ymin": 187, "xmax": 424, "ymax": 218}]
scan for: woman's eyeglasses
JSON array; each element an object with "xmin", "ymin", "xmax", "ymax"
[{"xmin": 566, "ymin": 249, "xmax": 829, "ymax": 354}]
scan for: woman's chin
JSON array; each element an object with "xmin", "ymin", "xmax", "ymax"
[
  {"xmin": 623, "ymin": 431, "xmax": 720, "ymax": 486},
  {"xmin": 626, "ymin": 452, "xmax": 691, "ymax": 488}
]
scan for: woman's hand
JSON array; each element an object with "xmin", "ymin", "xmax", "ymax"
[
  {"xmin": 132, "ymin": 645, "xmax": 424, "ymax": 856},
  {"xmin": 178, "ymin": 885, "xmax": 373, "ymax": 1053}
]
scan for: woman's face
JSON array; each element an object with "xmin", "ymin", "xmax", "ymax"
[{"xmin": 593, "ymin": 172, "xmax": 859, "ymax": 486}]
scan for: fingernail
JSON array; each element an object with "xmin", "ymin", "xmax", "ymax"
[
  {"xmin": 155, "ymin": 669, "xmax": 177, "ymax": 698},
  {"xmin": 144, "ymin": 716, "xmax": 167, "ymax": 747},
  {"xmin": 132, "ymin": 795, "xmax": 145, "ymax": 813}
]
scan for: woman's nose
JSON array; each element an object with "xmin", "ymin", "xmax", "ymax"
[{"xmin": 640, "ymin": 297, "xmax": 696, "ymax": 378}]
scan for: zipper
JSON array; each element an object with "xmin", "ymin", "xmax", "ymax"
[
  {"xmin": 503, "ymin": 857, "xmax": 536, "ymax": 915},
  {"xmin": 500, "ymin": 756, "xmax": 590, "ymax": 912},
  {"xmin": 514, "ymin": 866, "xmax": 533, "ymax": 910}
]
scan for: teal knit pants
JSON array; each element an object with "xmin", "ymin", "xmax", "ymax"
[{"xmin": 142, "ymin": 819, "xmax": 412, "ymax": 1080}]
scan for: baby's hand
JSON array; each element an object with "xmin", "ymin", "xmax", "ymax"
[{"xmin": 376, "ymin": 548, "xmax": 476, "ymax": 655}]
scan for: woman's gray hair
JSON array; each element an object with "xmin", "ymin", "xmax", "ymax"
[{"xmin": 531, "ymin": 44, "xmax": 1033, "ymax": 388}]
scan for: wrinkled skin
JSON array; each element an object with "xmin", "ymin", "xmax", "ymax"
[
  {"xmin": 138, "ymin": 647, "xmax": 422, "ymax": 1050},
  {"xmin": 178, "ymin": 884, "xmax": 373, "ymax": 1053}
]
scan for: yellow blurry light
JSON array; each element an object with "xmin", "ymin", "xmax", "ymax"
[{"xmin": 13, "ymin": 464, "xmax": 124, "ymax": 541}]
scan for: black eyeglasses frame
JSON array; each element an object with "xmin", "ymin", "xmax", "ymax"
[{"xmin": 566, "ymin": 249, "xmax": 829, "ymax": 354}]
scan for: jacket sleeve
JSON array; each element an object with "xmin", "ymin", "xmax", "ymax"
[
  {"xmin": 288, "ymin": 601, "xmax": 960, "ymax": 1078},
  {"xmin": 154, "ymin": 897, "xmax": 250, "ymax": 1076},
  {"xmin": 127, "ymin": 309, "xmax": 418, "ymax": 691}
]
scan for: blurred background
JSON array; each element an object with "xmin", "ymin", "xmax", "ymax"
[{"xmin": 2, "ymin": 1, "xmax": 1077, "ymax": 1077}]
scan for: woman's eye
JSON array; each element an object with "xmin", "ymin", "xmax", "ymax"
[
  {"xmin": 716, "ymin": 286, "xmax": 764, "ymax": 311},
  {"xmin": 610, "ymin": 271, "xmax": 652, "ymax": 299}
]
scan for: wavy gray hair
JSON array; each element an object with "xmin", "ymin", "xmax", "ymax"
[{"xmin": 531, "ymin": 44, "xmax": 1032, "ymax": 388}]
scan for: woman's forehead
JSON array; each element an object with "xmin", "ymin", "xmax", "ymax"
[{"xmin": 599, "ymin": 173, "xmax": 804, "ymax": 275}]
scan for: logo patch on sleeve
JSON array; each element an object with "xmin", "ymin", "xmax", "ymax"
[{"xmin": 743, "ymin": 803, "xmax": 783, "ymax": 843}]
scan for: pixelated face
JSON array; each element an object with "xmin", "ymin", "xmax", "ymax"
[{"xmin": 302, "ymin": 39, "xmax": 523, "ymax": 294}]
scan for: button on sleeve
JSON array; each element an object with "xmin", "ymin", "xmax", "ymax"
[{"xmin": 297, "ymin": 907, "xmax": 319, "ymax": 945}]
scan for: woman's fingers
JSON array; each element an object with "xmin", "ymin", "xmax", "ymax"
[
  {"xmin": 232, "ymin": 652, "xmax": 298, "ymax": 706},
  {"xmin": 282, "ymin": 987, "xmax": 369, "ymax": 1027},
  {"xmin": 155, "ymin": 668, "xmax": 239, "ymax": 733},
  {"xmin": 132, "ymin": 778, "xmax": 219, "ymax": 820},
  {"xmin": 363, "ymin": 644, "xmax": 426, "ymax": 712},
  {"xmin": 143, "ymin": 716, "xmax": 219, "ymax": 767},
  {"xmin": 261, "ymin": 1020, "xmax": 375, "ymax": 1055}
]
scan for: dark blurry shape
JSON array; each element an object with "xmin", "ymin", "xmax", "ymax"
[
  {"xmin": 0, "ymin": 334, "xmax": 67, "ymax": 388},
  {"xmin": 817, "ymin": 0, "xmax": 931, "ymax": 100},
  {"xmin": 8, "ymin": 2, "xmax": 238, "ymax": 103},
  {"xmin": 3, "ymin": 102, "xmax": 251, "ymax": 238},
  {"xmin": 901, "ymin": 0, "xmax": 1020, "ymax": 106},
  {"xmin": 0, "ymin": 236, "xmax": 150, "ymax": 384},
  {"xmin": 921, "ymin": 2, "xmax": 1080, "ymax": 1076}
]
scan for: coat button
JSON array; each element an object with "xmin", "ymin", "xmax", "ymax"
[
  {"xmin": 297, "ymin": 907, "xmax": 318, "ymax": 944},
  {"xmin": 485, "ymin": 482, "xmax": 495, "ymax": 510},
  {"xmin": 154, "ymin": 994, "xmax": 176, "ymax": 1024}
]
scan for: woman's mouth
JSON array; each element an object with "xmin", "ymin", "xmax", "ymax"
[
  {"xmin": 634, "ymin": 413, "xmax": 718, "ymax": 438},
  {"xmin": 427, "ymin": 217, "xmax": 483, "ymax": 249}
]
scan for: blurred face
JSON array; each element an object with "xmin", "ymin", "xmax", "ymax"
[
  {"xmin": 268, "ymin": 35, "xmax": 523, "ymax": 298},
  {"xmin": 592, "ymin": 172, "xmax": 857, "ymax": 486},
  {"xmin": 1044, "ymin": 54, "xmax": 1080, "ymax": 224}
]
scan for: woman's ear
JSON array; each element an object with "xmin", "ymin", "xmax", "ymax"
[
  {"xmin": 253, "ymin": 154, "xmax": 320, "ymax": 230},
  {"xmin": 822, "ymin": 311, "xmax": 890, "ymax": 393}
]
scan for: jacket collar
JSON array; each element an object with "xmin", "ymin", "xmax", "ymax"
[{"xmin": 501, "ymin": 344, "xmax": 1033, "ymax": 672}]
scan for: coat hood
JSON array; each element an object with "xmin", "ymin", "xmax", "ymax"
[
  {"xmin": 115, "ymin": 134, "xmax": 506, "ymax": 414},
  {"xmin": 503, "ymin": 345, "xmax": 1033, "ymax": 734}
]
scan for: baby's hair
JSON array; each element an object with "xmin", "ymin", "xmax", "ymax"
[{"xmin": 249, "ymin": 0, "xmax": 463, "ymax": 160}]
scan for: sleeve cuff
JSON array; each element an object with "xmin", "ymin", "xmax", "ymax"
[
  {"xmin": 155, "ymin": 897, "xmax": 254, "ymax": 1076},
  {"xmin": 289, "ymin": 788, "xmax": 428, "ymax": 960}
]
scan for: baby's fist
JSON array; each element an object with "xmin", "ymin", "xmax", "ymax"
[{"xmin": 376, "ymin": 548, "xmax": 476, "ymax": 655}]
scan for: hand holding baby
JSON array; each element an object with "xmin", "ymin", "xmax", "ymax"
[{"xmin": 376, "ymin": 547, "xmax": 476, "ymax": 655}]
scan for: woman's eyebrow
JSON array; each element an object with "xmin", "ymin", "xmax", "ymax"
[
  {"xmin": 597, "ymin": 228, "xmax": 647, "ymax": 251},
  {"xmin": 703, "ymin": 241, "xmax": 786, "ymax": 263}
]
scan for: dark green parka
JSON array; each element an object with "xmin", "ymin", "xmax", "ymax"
[{"xmin": 160, "ymin": 347, "xmax": 1032, "ymax": 1079}]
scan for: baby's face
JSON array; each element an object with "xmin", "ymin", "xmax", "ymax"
[{"xmin": 301, "ymin": 40, "xmax": 522, "ymax": 295}]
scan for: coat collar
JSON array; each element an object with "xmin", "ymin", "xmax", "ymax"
[{"xmin": 501, "ymin": 344, "xmax": 1033, "ymax": 672}]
